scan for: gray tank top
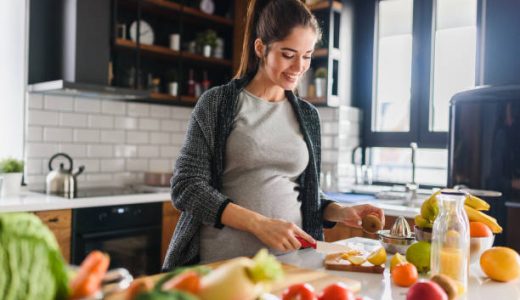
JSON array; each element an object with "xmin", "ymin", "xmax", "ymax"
[{"xmin": 199, "ymin": 90, "xmax": 309, "ymax": 263}]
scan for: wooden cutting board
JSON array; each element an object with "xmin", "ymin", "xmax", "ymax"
[
  {"xmin": 324, "ymin": 253, "xmax": 385, "ymax": 274},
  {"xmin": 107, "ymin": 263, "xmax": 361, "ymax": 299}
]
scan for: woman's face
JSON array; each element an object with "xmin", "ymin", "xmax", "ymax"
[{"xmin": 256, "ymin": 26, "xmax": 317, "ymax": 91}]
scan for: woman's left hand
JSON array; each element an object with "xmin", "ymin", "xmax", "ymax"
[{"xmin": 338, "ymin": 204, "xmax": 385, "ymax": 229}]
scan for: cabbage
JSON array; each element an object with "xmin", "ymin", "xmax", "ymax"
[{"xmin": 0, "ymin": 212, "xmax": 69, "ymax": 300}]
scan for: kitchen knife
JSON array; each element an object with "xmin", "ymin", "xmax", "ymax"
[{"xmin": 296, "ymin": 236, "xmax": 352, "ymax": 254}]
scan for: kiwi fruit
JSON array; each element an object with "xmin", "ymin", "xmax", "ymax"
[
  {"xmin": 431, "ymin": 274, "xmax": 458, "ymax": 300},
  {"xmin": 361, "ymin": 214, "xmax": 383, "ymax": 233}
]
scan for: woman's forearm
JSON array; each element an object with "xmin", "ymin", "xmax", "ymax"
[
  {"xmin": 323, "ymin": 202, "xmax": 348, "ymax": 222},
  {"xmin": 220, "ymin": 202, "xmax": 266, "ymax": 234}
]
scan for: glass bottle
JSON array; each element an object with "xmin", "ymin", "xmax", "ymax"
[{"xmin": 430, "ymin": 189, "xmax": 470, "ymax": 295}]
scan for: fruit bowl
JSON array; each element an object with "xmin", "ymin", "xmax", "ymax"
[
  {"xmin": 470, "ymin": 235, "xmax": 495, "ymax": 264},
  {"xmin": 414, "ymin": 226, "xmax": 432, "ymax": 243}
]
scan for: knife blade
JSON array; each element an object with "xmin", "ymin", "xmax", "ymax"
[{"xmin": 296, "ymin": 236, "xmax": 352, "ymax": 254}]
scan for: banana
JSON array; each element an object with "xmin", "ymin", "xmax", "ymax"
[
  {"xmin": 420, "ymin": 191, "xmax": 440, "ymax": 222},
  {"xmin": 464, "ymin": 205, "xmax": 502, "ymax": 234},
  {"xmin": 464, "ymin": 194, "xmax": 490, "ymax": 211},
  {"xmin": 414, "ymin": 215, "xmax": 433, "ymax": 229}
]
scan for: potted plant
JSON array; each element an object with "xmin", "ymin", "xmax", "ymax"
[
  {"xmin": 314, "ymin": 67, "xmax": 327, "ymax": 98},
  {"xmin": 196, "ymin": 29, "xmax": 218, "ymax": 57},
  {"xmin": 0, "ymin": 158, "xmax": 24, "ymax": 197}
]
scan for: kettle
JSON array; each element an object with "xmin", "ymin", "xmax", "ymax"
[{"xmin": 46, "ymin": 153, "xmax": 85, "ymax": 198}]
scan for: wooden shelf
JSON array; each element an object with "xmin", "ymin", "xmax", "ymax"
[
  {"xmin": 150, "ymin": 93, "xmax": 198, "ymax": 105},
  {"xmin": 308, "ymin": 1, "xmax": 342, "ymax": 12},
  {"xmin": 121, "ymin": 0, "xmax": 233, "ymax": 26},
  {"xmin": 114, "ymin": 38, "xmax": 233, "ymax": 67}
]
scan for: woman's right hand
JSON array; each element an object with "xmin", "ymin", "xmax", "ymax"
[{"xmin": 251, "ymin": 217, "xmax": 315, "ymax": 252}]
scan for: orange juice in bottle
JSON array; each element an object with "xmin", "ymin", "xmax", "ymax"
[{"xmin": 431, "ymin": 189, "xmax": 470, "ymax": 294}]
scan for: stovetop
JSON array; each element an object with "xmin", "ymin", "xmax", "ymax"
[{"xmin": 33, "ymin": 185, "xmax": 169, "ymax": 199}]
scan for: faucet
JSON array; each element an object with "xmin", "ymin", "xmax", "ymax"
[
  {"xmin": 405, "ymin": 142, "xmax": 418, "ymax": 204},
  {"xmin": 410, "ymin": 142, "xmax": 417, "ymax": 185}
]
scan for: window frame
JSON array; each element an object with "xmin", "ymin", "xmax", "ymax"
[{"xmin": 358, "ymin": 0, "xmax": 484, "ymax": 149}]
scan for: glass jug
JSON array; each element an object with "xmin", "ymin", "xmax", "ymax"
[{"xmin": 430, "ymin": 189, "xmax": 470, "ymax": 295}]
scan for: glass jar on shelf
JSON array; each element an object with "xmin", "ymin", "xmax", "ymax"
[{"xmin": 430, "ymin": 189, "xmax": 470, "ymax": 295}]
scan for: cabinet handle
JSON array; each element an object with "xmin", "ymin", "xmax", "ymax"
[{"xmin": 48, "ymin": 217, "xmax": 59, "ymax": 223}]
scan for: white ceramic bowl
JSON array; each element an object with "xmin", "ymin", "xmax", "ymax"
[{"xmin": 469, "ymin": 235, "xmax": 495, "ymax": 264}]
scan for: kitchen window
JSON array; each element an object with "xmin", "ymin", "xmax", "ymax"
[{"xmin": 356, "ymin": 0, "xmax": 481, "ymax": 186}]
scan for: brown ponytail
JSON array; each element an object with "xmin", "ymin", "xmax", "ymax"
[{"xmin": 234, "ymin": 0, "xmax": 321, "ymax": 79}]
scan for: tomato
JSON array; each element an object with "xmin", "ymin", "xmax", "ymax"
[
  {"xmin": 317, "ymin": 282, "xmax": 355, "ymax": 300},
  {"xmin": 161, "ymin": 271, "xmax": 201, "ymax": 294},
  {"xmin": 282, "ymin": 283, "xmax": 317, "ymax": 300}
]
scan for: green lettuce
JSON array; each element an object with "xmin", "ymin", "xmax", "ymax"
[{"xmin": 0, "ymin": 212, "xmax": 69, "ymax": 300}]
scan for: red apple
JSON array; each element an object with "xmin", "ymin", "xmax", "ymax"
[{"xmin": 406, "ymin": 281, "xmax": 448, "ymax": 300}]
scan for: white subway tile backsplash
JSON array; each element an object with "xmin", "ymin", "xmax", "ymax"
[
  {"xmin": 160, "ymin": 120, "xmax": 182, "ymax": 132},
  {"xmin": 43, "ymin": 127, "xmax": 73, "ymax": 142},
  {"xmin": 87, "ymin": 145, "xmax": 113, "ymax": 157},
  {"xmin": 101, "ymin": 101, "xmax": 126, "ymax": 115},
  {"xmin": 160, "ymin": 146, "xmax": 180, "ymax": 158},
  {"xmin": 100, "ymin": 159, "xmax": 125, "ymax": 172},
  {"xmin": 26, "ymin": 126, "xmax": 43, "ymax": 141},
  {"xmin": 74, "ymin": 129, "xmax": 100, "ymax": 142},
  {"xmin": 27, "ymin": 93, "xmax": 43, "ymax": 109},
  {"xmin": 170, "ymin": 133, "xmax": 186, "ymax": 145},
  {"xmin": 28, "ymin": 110, "xmax": 59, "ymax": 126},
  {"xmin": 26, "ymin": 143, "xmax": 59, "ymax": 158},
  {"xmin": 75, "ymin": 159, "xmax": 100, "ymax": 173},
  {"xmin": 322, "ymin": 122, "xmax": 339, "ymax": 135},
  {"xmin": 112, "ymin": 172, "xmax": 139, "ymax": 185},
  {"xmin": 171, "ymin": 107, "xmax": 192, "ymax": 120},
  {"xmin": 126, "ymin": 159, "xmax": 148, "ymax": 171},
  {"xmin": 317, "ymin": 107, "xmax": 338, "ymax": 121},
  {"xmin": 321, "ymin": 136, "xmax": 334, "ymax": 149},
  {"xmin": 44, "ymin": 95, "xmax": 74, "ymax": 111},
  {"xmin": 88, "ymin": 115, "xmax": 114, "ymax": 129},
  {"xmin": 75, "ymin": 97, "xmax": 101, "ymax": 113},
  {"xmin": 86, "ymin": 173, "xmax": 113, "ymax": 182},
  {"xmin": 26, "ymin": 159, "xmax": 43, "ymax": 175},
  {"xmin": 114, "ymin": 145, "xmax": 137, "ymax": 158},
  {"xmin": 149, "ymin": 159, "xmax": 172, "ymax": 172},
  {"xmin": 126, "ymin": 131, "xmax": 148, "ymax": 144},
  {"xmin": 59, "ymin": 144, "xmax": 87, "ymax": 158},
  {"xmin": 25, "ymin": 175, "xmax": 45, "ymax": 187},
  {"xmin": 138, "ymin": 145, "xmax": 159, "ymax": 158},
  {"xmin": 114, "ymin": 117, "xmax": 138, "ymax": 130},
  {"xmin": 128, "ymin": 103, "xmax": 150, "ymax": 117},
  {"xmin": 150, "ymin": 132, "xmax": 170, "ymax": 145},
  {"xmin": 60, "ymin": 112, "xmax": 88, "ymax": 127},
  {"xmin": 139, "ymin": 118, "xmax": 160, "ymax": 131},
  {"xmin": 150, "ymin": 106, "xmax": 171, "ymax": 118},
  {"xmin": 101, "ymin": 130, "xmax": 125, "ymax": 144}
]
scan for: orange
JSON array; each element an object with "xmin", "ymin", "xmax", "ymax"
[
  {"xmin": 391, "ymin": 262, "xmax": 418, "ymax": 287},
  {"xmin": 470, "ymin": 221, "xmax": 493, "ymax": 237},
  {"xmin": 480, "ymin": 247, "xmax": 520, "ymax": 282}
]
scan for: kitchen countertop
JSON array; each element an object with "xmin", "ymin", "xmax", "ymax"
[
  {"xmin": 0, "ymin": 190, "xmax": 419, "ymax": 218},
  {"xmin": 0, "ymin": 191, "xmax": 171, "ymax": 212},
  {"xmin": 278, "ymin": 244, "xmax": 520, "ymax": 300}
]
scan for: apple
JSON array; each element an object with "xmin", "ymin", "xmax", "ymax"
[{"xmin": 406, "ymin": 281, "xmax": 448, "ymax": 300}]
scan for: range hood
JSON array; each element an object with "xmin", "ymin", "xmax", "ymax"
[{"xmin": 28, "ymin": 0, "xmax": 148, "ymax": 100}]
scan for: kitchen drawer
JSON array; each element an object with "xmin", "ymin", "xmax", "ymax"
[
  {"xmin": 35, "ymin": 209, "xmax": 72, "ymax": 263},
  {"xmin": 161, "ymin": 201, "xmax": 180, "ymax": 264}
]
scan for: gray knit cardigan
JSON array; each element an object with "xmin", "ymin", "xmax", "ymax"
[{"xmin": 162, "ymin": 76, "xmax": 335, "ymax": 271}]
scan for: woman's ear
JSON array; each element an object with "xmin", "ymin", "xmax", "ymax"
[{"xmin": 254, "ymin": 38, "xmax": 266, "ymax": 58}]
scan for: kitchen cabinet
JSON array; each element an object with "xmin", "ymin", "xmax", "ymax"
[
  {"xmin": 34, "ymin": 209, "xmax": 72, "ymax": 263},
  {"xmin": 324, "ymin": 215, "xmax": 414, "ymax": 242},
  {"xmin": 161, "ymin": 201, "xmax": 180, "ymax": 263},
  {"xmin": 111, "ymin": 0, "xmax": 240, "ymax": 105},
  {"xmin": 304, "ymin": 0, "xmax": 352, "ymax": 106}
]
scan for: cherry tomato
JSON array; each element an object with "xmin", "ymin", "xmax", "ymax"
[
  {"xmin": 282, "ymin": 283, "xmax": 317, "ymax": 300},
  {"xmin": 317, "ymin": 282, "xmax": 355, "ymax": 300}
]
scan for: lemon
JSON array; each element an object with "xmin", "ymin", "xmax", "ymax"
[
  {"xmin": 347, "ymin": 255, "xmax": 367, "ymax": 266},
  {"xmin": 367, "ymin": 247, "xmax": 387, "ymax": 266},
  {"xmin": 340, "ymin": 250, "xmax": 364, "ymax": 260},
  {"xmin": 480, "ymin": 247, "xmax": 520, "ymax": 282},
  {"xmin": 390, "ymin": 253, "xmax": 406, "ymax": 271}
]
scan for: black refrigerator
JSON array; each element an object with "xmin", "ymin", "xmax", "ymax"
[{"xmin": 448, "ymin": 85, "xmax": 520, "ymax": 247}]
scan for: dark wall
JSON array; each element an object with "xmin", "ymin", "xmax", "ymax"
[{"xmin": 482, "ymin": 0, "xmax": 520, "ymax": 85}]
